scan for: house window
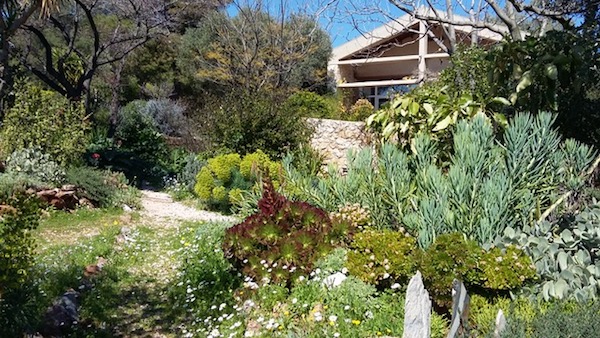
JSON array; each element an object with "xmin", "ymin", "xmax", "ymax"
[{"xmin": 361, "ymin": 85, "xmax": 416, "ymax": 109}]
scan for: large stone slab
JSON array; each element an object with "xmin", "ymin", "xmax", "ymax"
[{"xmin": 403, "ymin": 270, "xmax": 431, "ymax": 338}]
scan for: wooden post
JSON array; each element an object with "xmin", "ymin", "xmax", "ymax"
[{"xmin": 418, "ymin": 20, "xmax": 428, "ymax": 83}]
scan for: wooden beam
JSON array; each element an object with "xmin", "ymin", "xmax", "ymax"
[
  {"xmin": 337, "ymin": 79, "xmax": 419, "ymax": 88},
  {"xmin": 331, "ymin": 53, "xmax": 449, "ymax": 65}
]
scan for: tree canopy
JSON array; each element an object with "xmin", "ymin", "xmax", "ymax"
[{"xmin": 177, "ymin": 7, "xmax": 332, "ymax": 94}]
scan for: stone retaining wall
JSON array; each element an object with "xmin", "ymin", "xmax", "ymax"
[{"xmin": 307, "ymin": 118, "xmax": 372, "ymax": 170}]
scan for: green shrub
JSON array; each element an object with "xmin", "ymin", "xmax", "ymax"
[
  {"xmin": 0, "ymin": 194, "xmax": 41, "ymax": 336},
  {"xmin": 489, "ymin": 31, "xmax": 600, "ymax": 148},
  {"xmin": 65, "ymin": 166, "xmax": 116, "ymax": 207},
  {"xmin": 419, "ymin": 233, "xmax": 482, "ymax": 305},
  {"xmin": 115, "ymin": 101, "xmax": 170, "ymax": 167},
  {"xmin": 0, "ymin": 81, "xmax": 89, "ymax": 165},
  {"xmin": 347, "ymin": 230, "xmax": 418, "ymax": 288},
  {"xmin": 198, "ymin": 89, "xmax": 312, "ymax": 159},
  {"xmin": 194, "ymin": 151, "xmax": 280, "ymax": 212},
  {"xmin": 346, "ymin": 231, "xmax": 535, "ymax": 306},
  {"xmin": 501, "ymin": 300, "xmax": 600, "ymax": 338},
  {"xmin": 420, "ymin": 233, "xmax": 536, "ymax": 306},
  {"xmin": 5, "ymin": 148, "xmax": 65, "ymax": 186},
  {"xmin": 88, "ymin": 101, "xmax": 171, "ymax": 186},
  {"xmin": 283, "ymin": 90, "xmax": 336, "ymax": 119},
  {"xmin": 222, "ymin": 180, "xmax": 353, "ymax": 286},
  {"xmin": 495, "ymin": 203, "xmax": 600, "ymax": 302},
  {"xmin": 348, "ymin": 99, "xmax": 374, "ymax": 121},
  {"xmin": 0, "ymin": 173, "xmax": 47, "ymax": 200}
]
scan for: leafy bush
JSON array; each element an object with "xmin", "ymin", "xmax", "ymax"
[
  {"xmin": 0, "ymin": 81, "xmax": 89, "ymax": 165},
  {"xmin": 115, "ymin": 101, "xmax": 171, "ymax": 166},
  {"xmin": 346, "ymin": 231, "xmax": 535, "ymax": 306},
  {"xmin": 0, "ymin": 194, "xmax": 41, "ymax": 336},
  {"xmin": 194, "ymin": 150, "xmax": 280, "ymax": 212},
  {"xmin": 139, "ymin": 99, "xmax": 188, "ymax": 137},
  {"xmin": 348, "ymin": 99, "xmax": 374, "ymax": 121},
  {"xmin": 489, "ymin": 30, "xmax": 600, "ymax": 147},
  {"xmin": 222, "ymin": 180, "xmax": 353, "ymax": 286},
  {"xmin": 65, "ymin": 166, "xmax": 115, "ymax": 207},
  {"xmin": 346, "ymin": 230, "xmax": 418, "ymax": 288},
  {"xmin": 283, "ymin": 90, "xmax": 336, "ymax": 119},
  {"xmin": 87, "ymin": 102, "xmax": 171, "ymax": 186},
  {"xmin": 420, "ymin": 233, "xmax": 536, "ymax": 306},
  {"xmin": 5, "ymin": 148, "xmax": 65, "ymax": 186},
  {"xmin": 0, "ymin": 173, "xmax": 47, "ymax": 200},
  {"xmin": 501, "ymin": 300, "xmax": 600, "ymax": 338},
  {"xmin": 366, "ymin": 85, "xmax": 506, "ymax": 156},
  {"xmin": 494, "ymin": 203, "xmax": 600, "ymax": 302},
  {"xmin": 197, "ymin": 89, "xmax": 312, "ymax": 159}
]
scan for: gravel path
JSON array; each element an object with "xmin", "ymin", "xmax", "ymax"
[{"xmin": 139, "ymin": 190, "xmax": 236, "ymax": 226}]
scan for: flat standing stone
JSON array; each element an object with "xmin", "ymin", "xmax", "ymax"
[{"xmin": 403, "ymin": 271, "xmax": 431, "ymax": 338}]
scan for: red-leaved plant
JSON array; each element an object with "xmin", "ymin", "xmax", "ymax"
[{"xmin": 222, "ymin": 179, "xmax": 353, "ymax": 287}]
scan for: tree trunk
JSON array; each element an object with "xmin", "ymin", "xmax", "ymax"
[
  {"xmin": 0, "ymin": 35, "xmax": 12, "ymax": 119},
  {"xmin": 108, "ymin": 57, "xmax": 127, "ymax": 137}
]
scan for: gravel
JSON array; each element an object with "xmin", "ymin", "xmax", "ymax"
[{"xmin": 139, "ymin": 190, "xmax": 236, "ymax": 226}]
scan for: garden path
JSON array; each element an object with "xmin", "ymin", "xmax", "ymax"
[
  {"xmin": 106, "ymin": 191, "xmax": 237, "ymax": 336},
  {"xmin": 139, "ymin": 190, "xmax": 235, "ymax": 226}
]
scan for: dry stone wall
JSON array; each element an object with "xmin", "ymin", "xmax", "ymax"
[{"xmin": 307, "ymin": 118, "xmax": 372, "ymax": 171}]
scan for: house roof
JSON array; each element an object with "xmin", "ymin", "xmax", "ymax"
[{"xmin": 332, "ymin": 7, "xmax": 508, "ymax": 62}]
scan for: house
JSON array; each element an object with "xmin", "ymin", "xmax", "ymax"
[{"xmin": 328, "ymin": 7, "xmax": 507, "ymax": 109}]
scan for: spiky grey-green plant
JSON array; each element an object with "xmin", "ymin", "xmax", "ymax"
[{"xmin": 255, "ymin": 112, "xmax": 595, "ymax": 248}]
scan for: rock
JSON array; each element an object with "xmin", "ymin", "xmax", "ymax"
[
  {"xmin": 494, "ymin": 309, "xmax": 506, "ymax": 338},
  {"xmin": 448, "ymin": 279, "xmax": 470, "ymax": 338},
  {"xmin": 39, "ymin": 289, "xmax": 80, "ymax": 337},
  {"xmin": 122, "ymin": 204, "xmax": 133, "ymax": 212},
  {"xmin": 402, "ymin": 271, "xmax": 431, "ymax": 338},
  {"xmin": 119, "ymin": 213, "xmax": 132, "ymax": 224}
]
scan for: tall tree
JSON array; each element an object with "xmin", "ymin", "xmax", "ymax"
[
  {"xmin": 177, "ymin": 1, "xmax": 332, "ymax": 94},
  {"xmin": 14, "ymin": 0, "xmax": 227, "ymax": 125},
  {"xmin": 0, "ymin": 0, "xmax": 61, "ymax": 103}
]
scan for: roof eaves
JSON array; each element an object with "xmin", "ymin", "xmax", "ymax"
[{"xmin": 331, "ymin": 7, "xmax": 507, "ymax": 61}]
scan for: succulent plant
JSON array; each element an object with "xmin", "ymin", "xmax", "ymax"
[
  {"xmin": 495, "ymin": 204, "xmax": 600, "ymax": 302},
  {"xmin": 5, "ymin": 148, "xmax": 65, "ymax": 186},
  {"xmin": 222, "ymin": 179, "xmax": 354, "ymax": 287}
]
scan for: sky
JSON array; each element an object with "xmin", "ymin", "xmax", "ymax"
[{"xmin": 226, "ymin": 0, "xmax": 407, "ymax": 47}]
